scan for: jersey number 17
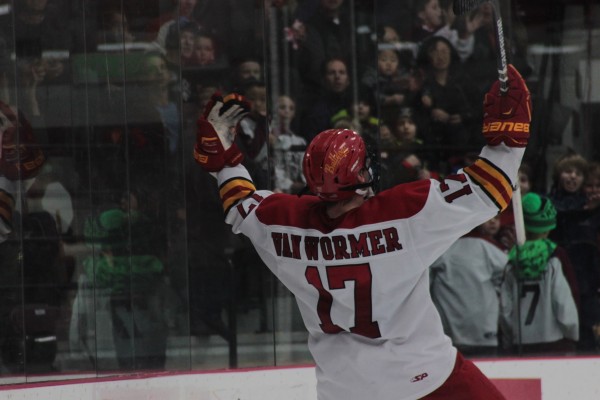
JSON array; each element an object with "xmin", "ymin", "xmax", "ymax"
[{"xmin": 305, "ymin": 263, "xmax": 381, "ymax": 339}]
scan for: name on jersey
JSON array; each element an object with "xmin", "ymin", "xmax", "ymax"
[{"xmin": 271, "ymin": 227, "xmax": 403, "ymax": 260}]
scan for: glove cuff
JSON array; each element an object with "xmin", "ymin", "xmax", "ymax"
[
  {"xmin": 224, "ymin": 143, "xmax": 244, "ymax": 167},
  {"xmin": 193, "ymin": 144, "xmax": 226, "ymax": 172},
  {"xmin": 196, "ymin": 118, "xmax": 226, "ymax": 153},
  {"xmin": 193, "ymin": 143, "xmax": 243, "ymax": 172}
]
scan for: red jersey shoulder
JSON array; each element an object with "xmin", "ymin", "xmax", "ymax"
[
  {"xmin": 254, "ymin": 193, "xmax": 322, "ymax": 230},
  {"xmin": 254, "ymin": 180, "xmax": 431, "ymax": 232}
]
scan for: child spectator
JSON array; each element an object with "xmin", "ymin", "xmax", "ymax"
[
  {"xmin": 500, "ymin": 192, "xmax": 580, "ymax": 355},
  {"xmin": 549, "ymin": 151, "xmax": 588, "ymax": 210},
  {"xmin": 361, "ymin": 47, "xmax": 413, "ymax": 120},
  {"xmin": 410, "ymin": 0, "xmax": 444, "ymax": 43},
  {"xmin": 382, "ymin": 107, "xmax": 435, "ymax": 177},
  {"xmin": 194, "ymin": 30, "xmax": 217, "ymax": 66},
  {"xmin": 330, "ymin": 90, "xmax": 379, "ymax": 140},
  {"xmin": 391, "ymin": 107, "xmax": 424, "ymax": 150},
  {"xmin": 430, "ymin": 216, "xmax": 508, "ymax": 357}
]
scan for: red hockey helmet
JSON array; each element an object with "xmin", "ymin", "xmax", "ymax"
[{"xmin": 302, "ymin": 129, "xmax": 370, "ymax": 201}]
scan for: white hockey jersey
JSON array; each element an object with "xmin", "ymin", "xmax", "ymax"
[{"xmin": 215, "ymin": 145, "xmax": 523, "ymax": 400}]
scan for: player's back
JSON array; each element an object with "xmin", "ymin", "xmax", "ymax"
[{"xmin": 239, "ymin": 177, "xmax": 497, "ymax": 400}]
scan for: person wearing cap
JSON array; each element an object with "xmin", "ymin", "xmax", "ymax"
[
  {"xmin": 393, "ymin": 107, "xmax": 423, "ymax": 148},
  {"xmin": 499, "ymin": 192, "xmax": 580, "ymax": 355}
]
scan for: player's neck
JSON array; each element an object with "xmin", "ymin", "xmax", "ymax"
[{"xmin": 326, "ymin": 195, "xmax": 365, "ymax": 219}]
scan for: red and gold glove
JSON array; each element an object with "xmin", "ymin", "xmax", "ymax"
[
  {"xmin": 0, "ymin": 101, "xmax": 45, "ymax": 180},
  {"xmin": 482, "ymin": 64, "xmax": 532, "ymax": 147},
  {"xmin": 193, "ymin": 92, "xmax": 250, "ymax": 172}
]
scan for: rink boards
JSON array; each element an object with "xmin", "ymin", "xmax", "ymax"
[{"xmin": 1, "ymin": 357, "xmax": 600, "ymax": 399}]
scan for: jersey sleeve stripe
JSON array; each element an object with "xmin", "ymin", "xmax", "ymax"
[
  {"xmin": 0, "ymin": 189, "xmax": 14, "ymax": 226},
  {"xmin": 219, "ymin": 177, "xmax": 256, "ymax": 212},
  {"xmin": 464, "ymin": 158, "xmax": 513, "ymax": 211}
]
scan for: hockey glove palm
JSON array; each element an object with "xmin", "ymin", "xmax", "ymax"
[
  {"xmin": 194, "ymin": 92, "xmax": 250, "ymax": 172},
  {"xmin": 482, "ymin": 64, "xmax": 531, "ymax": 147}
]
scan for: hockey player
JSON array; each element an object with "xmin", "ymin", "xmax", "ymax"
[{"xmin": 192, "ymin": 65, "xmax": 531, "ymax": 399}]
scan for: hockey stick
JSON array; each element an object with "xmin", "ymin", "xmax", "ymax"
[
  {"xmin": 453, "ymin": 0, "xmax": 508, "ymax": 94},
  {"xmin": 453, "ymin": 0, "xmax": 525, "ymax": 246},
  {"xmin": 454, "ymin": 0, "xmax": 526, "ymax": 356}
]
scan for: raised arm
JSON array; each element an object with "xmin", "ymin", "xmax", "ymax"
[
  {"xmin": 193, "ymin": 92, "xmax": 250, "ymax": 172},
  {"xmin": 413, "ymin": 65, "xmax": 532, "ymax": 267},
  {"xmin": 464, "ymin": 64, "xmax": 531, "ymax": 208},
  {"xmin": 193, "ymin": 92, "xmax": 262, "ymax": 231}
]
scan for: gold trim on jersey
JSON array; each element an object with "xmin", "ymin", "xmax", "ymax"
[
  {"xmin": 0, "ymin": 189, "xmax": 15, "ymax": 225},
  {"xmin": 220, "ymin": 177, "xmax": 256, "ymax": 212},
  {"xmin": 464, "ymin": 157, "xmax": 513, "ymax": 211}
]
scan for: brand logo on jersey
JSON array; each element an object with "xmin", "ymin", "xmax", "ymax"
[
  {"xmin": 271, "ymin": 227, "xmax": 403, "ymax": 260},
  {"xmin": 410, "ymin": 372, "xmax": 429, "ymax": 383}
]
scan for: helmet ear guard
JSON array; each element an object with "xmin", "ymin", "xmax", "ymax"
[{"xmin": 302, "ymin": 129, "xmax": 373, "ymax": 201}]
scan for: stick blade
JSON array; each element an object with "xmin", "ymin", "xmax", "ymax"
[{"xmin": 453, "ymin": 0, "xmax": 485, "ymax": 15}]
